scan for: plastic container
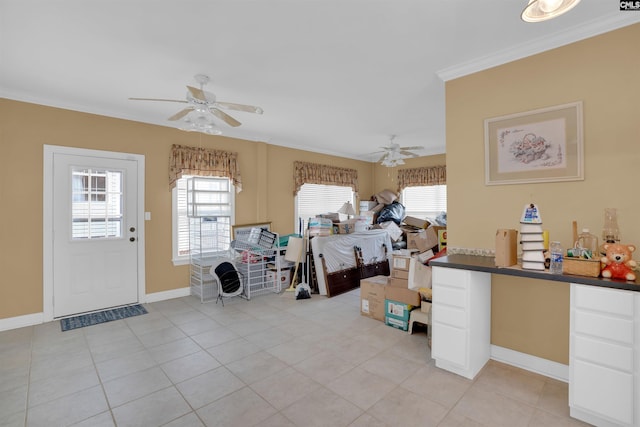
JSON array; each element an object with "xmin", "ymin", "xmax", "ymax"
[
  {"xmin": 575, "ymin": 228, "xmax": 598, "ymax": 259},
  {"xmin": 549, "ymin": 241, "xmax": 563, "ymax": 274}
]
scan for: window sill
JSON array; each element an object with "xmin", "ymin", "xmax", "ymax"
[{"xmin": 172, "ymin": 257, "xmax": 190, "ymax": 267}]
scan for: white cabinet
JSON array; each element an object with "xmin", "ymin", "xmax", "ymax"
[
  {"xmin": 431, "ymin": 267, "xmax": 491, "ymax": 379},
  {"xmin": 570, "ymin": 284, "xmax": 639, "ymax": 427}
]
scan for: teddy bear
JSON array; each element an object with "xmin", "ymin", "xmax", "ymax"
[{"xmin": 600, "ymin": 243, "xmax": 637, "ymax": 281}]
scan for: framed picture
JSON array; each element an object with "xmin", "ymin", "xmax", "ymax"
[{"xmin": 484, "ymin": 101, "xmax": 583, "ymax": 185}]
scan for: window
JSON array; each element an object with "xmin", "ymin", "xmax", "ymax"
[
  {"xmin": 71, "ymin": 168, "xmax": 123, "ymax": 239},
  {"xmin": 401, "ymin": 185, "xmax": 447, "ymax": 220},
  {"xmin": 172, "ymin": 175, "xmax": 234, "ymax": 265},
  {"xmin": 295, "ymin": 183, "xmax": 354, "ymax": 231}
]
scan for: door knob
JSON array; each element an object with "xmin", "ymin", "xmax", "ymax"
[
  {"xmin": 130, "ymin": 227, "xmax": 136, "ymax": 232},
  {"xmin": 130, "ymin": 237, "xmax": 136, "ymax": 242}
]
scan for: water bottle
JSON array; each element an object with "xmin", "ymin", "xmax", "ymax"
[{"xmin": 549, "ymin": 241, "xmax": 563, "ymax": 274}]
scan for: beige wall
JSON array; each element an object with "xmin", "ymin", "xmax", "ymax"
[
  {"xmin": 373, "ymin": 154, "xmax": 447, "ymax": 201},
  {"xmin": 0, "ymin": 99, "xmax": 380, "ymax": 320},
  {"xmin": 446, "ymin": 23, "xmax": 640, "ymax": 364}
]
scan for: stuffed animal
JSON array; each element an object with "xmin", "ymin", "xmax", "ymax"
[{"xmin": 600, "ymin": 243, "xmax": 637, "ymax": 281}]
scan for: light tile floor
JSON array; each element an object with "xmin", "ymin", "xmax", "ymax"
[{"xmin": 0, "ymin": 289, "xmax": 591, "ymax": 427}]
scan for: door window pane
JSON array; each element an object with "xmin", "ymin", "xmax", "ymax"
[{"xmin": 71, "ymin": 168, "xmax": 123, "ymax": 239}]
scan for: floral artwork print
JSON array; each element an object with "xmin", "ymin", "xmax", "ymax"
[{"xmin": 496, "ymin": 118, "xmax": 566, "ymax": 173}]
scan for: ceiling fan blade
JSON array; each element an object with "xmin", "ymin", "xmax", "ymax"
[
  {"xmin": 376, "ymin": 153, "xmax": 388, "ymax": 162},
  {"xmin": 187, "ymin": 85, "xmax": 208, "ymax": 102},
  {"xmin": 129, "ymin": 97, "xmax": 188, "ymax": 103},
  {"xmin": 215, "ymin": 101, "xmax": 264, "ymax": 114},
  {"xmin": 399, "ymin": 150, "xmax": 419, "ymax": 157},
  {"xmin": 168, "ymin": 107, "xmax": 194, "ymax": 121},
  {"xmin": 399, "ymin": 146, "xmax": 424, "ymax": 151},
  {"xmin": 210, "ymin": 108, "xmax": 241, "ymax": 127}
]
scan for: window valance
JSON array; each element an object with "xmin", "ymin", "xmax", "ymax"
[
  {"xmin": 169, "ymin": 144, "xmax": 242, "ymax": 192},
  {"xmin": 293, "ymin": 161, "xmax": 359, "ymax": 197},
  {"xmin": 397, "ymin": 165, "xmax": 446, "ymax": 192}
]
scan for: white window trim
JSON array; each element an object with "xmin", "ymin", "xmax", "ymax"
[{"xmin": 172, "ymin": 176, "xmax": 235, "ymax": 266}]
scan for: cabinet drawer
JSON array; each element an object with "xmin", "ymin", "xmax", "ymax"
[
  {"xmin": 573, "ymin": 284, "xmax": 634, "ymax": 316},
  {"xmin": 433, "ymin": 304, "xmax": 466, "ymax": 329},
  {"xmin": 432, "ymin": 322, "xmax": 467, "ymax": 368},
  {"xmin": 573, "ymin": 335, "xmax": 634, "ymax": 372},
  {"xmin": 571, "ymin": 359, "xmax": 634, "ymax": 425},
  {"xmin": 432, "ymin": 285, "xmax": 467, "ymax": 310},
  {"xmin": 574, "ymin": 310, "xmax": 633, "ymax": 345},
  {"xmin": 433, "ymin": 267, "xmax": 468, "ymax": 289}
]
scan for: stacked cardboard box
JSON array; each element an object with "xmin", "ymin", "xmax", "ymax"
[
  {"xmin": 360, "ymin": 268, "xmax": 422, "ymax": 331},
  {"xmin": 403, "ymin": 225, "xmax": 446, "ymax": 253}
]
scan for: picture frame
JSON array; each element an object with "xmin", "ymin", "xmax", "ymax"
[{"xmin": 484, "ymin": 101, "xmax": 583, "ymax": 185}]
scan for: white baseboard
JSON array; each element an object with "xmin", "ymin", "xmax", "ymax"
[
  {"xmin": 0, "ymin": 287, "xmax": 192, "ymax": 332},
  {"xmin": 491, "ymin": 345, "xmax": 569, "ymax": 382},
  {"xmin": 145, "ymin": 287, "xmax": 191, "ymax": 303},
  {"xmin": 0, "ymin": 312, "xmax": 44, "ymax": 332}
]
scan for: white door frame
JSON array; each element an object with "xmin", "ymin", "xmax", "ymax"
[{"xmin": 43, "ymin": 145, "xmax": 146, "ymax": 322}]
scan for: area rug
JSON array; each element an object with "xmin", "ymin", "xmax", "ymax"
[{"xmin": 60, "ymin": 304, "xmax": 148, "ymax": 331}]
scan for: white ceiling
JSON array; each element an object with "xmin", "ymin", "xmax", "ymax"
[{"xmin": 1, "ymin": 1, "xmax": 638, "ymax": 161}]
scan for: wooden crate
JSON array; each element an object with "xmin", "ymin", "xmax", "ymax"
[{"xmin": 563, "ymin": 257, "xmax": 601, "ymax": 277}]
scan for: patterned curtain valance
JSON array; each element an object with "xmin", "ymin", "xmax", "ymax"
[
  {"xmin": 169, "ymin": 144, "xmax": 242, "ymax": 192},
  {"xmin": 397, "ymin": 165, "xmax": 446, "ymax": 192},
  {"xmin": 293, "ymin": 161, "xmax": 359, "ymax": 196}
]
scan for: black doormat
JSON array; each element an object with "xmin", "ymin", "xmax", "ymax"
[{"xmin": 60, "ymin": 304, "xmax": 148, "ymax": 331}]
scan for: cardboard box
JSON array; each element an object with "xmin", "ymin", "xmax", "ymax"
[
  {"xmin": 403, "ymin": 216, "xmax": 431, "ymax": 229},
  {"xmin": 392, "ymin": 269, "xmax": 409, "ymax": 280},
  {"xmin": 385, "ymin": 284, "xmax": 421, "ymax": 306},
  {"xmin": 385, "ymin": 299, "xmax": 413, "ymax": 331},
  {"xmin": 266, "ymin": 268, "xmax": 291, "ymax": 289},
  {"xmin": 438, "ymin": 229, "xmax": 447, "ymax": 252},
  {"xmin": 360, "ymin": 275, "xmax": 389, "ymax": 321},
  {"xmin": 389, "ymin": 277, "xmax": 408, "ymax": 288},
  {"xmin": 392, "ymin": 253, "xmax": 411, "ymax": 271},
  {"xmin": 406, "ymin": 228, "xmax": 437, "ymax": 252},
  {"xmin": 335, "ymin": 220, "xmax": 357, "ymax": 234},
  {"xmin": 495, "ymin": 229, "xmax": 518, "ymax": 267}
]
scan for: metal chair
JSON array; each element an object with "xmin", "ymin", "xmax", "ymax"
[{"xmin": 210, "ymin": 258, "xmax": 244, "ymax": 305}]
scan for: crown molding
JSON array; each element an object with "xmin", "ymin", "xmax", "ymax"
[{"xmin": 437, "ymin": 14, "xmax": 640, "ymax": 82}]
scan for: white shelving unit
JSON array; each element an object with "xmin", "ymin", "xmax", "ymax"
[
  {"xmin": 189, "ymin": 217, "xmax": 232, "ymax": 303},
  {"xmin": 232, "ymin": 228, "xmax": 281, "ymax": 300},
  {"xmin": 187, "ymin": 177, "xmax": 233, "ymax": 303}
]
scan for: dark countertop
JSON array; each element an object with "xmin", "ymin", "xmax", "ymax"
[{"xmin": 429, "ymin": 254, "xmax": 640, "ymax": 292}]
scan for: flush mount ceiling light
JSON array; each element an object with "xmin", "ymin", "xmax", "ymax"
[{"xmin": 521, "ymin": 0, "xmax": 581, "ymax": 22}]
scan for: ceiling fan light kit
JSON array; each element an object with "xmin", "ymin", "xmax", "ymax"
[
  {"xmin": 521, "ymin": 0, "xmax": 581, "ymax": 22},
  {"xmin": 129, "ymin": 74, "xmax": 263, "ymax": 135}
]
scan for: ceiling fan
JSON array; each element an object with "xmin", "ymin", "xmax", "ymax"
[
  {"xmin": 129, "ymin": 74, "xmax": 263, "ymax": 134},
  {"xmin": 372, "ymin": 135, "xmax": 424, "ymax": 166}
]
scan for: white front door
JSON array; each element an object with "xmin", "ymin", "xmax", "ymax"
[{"xmin": 52, "ymin": 152, "xmax": 139, "ymax": 318}]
